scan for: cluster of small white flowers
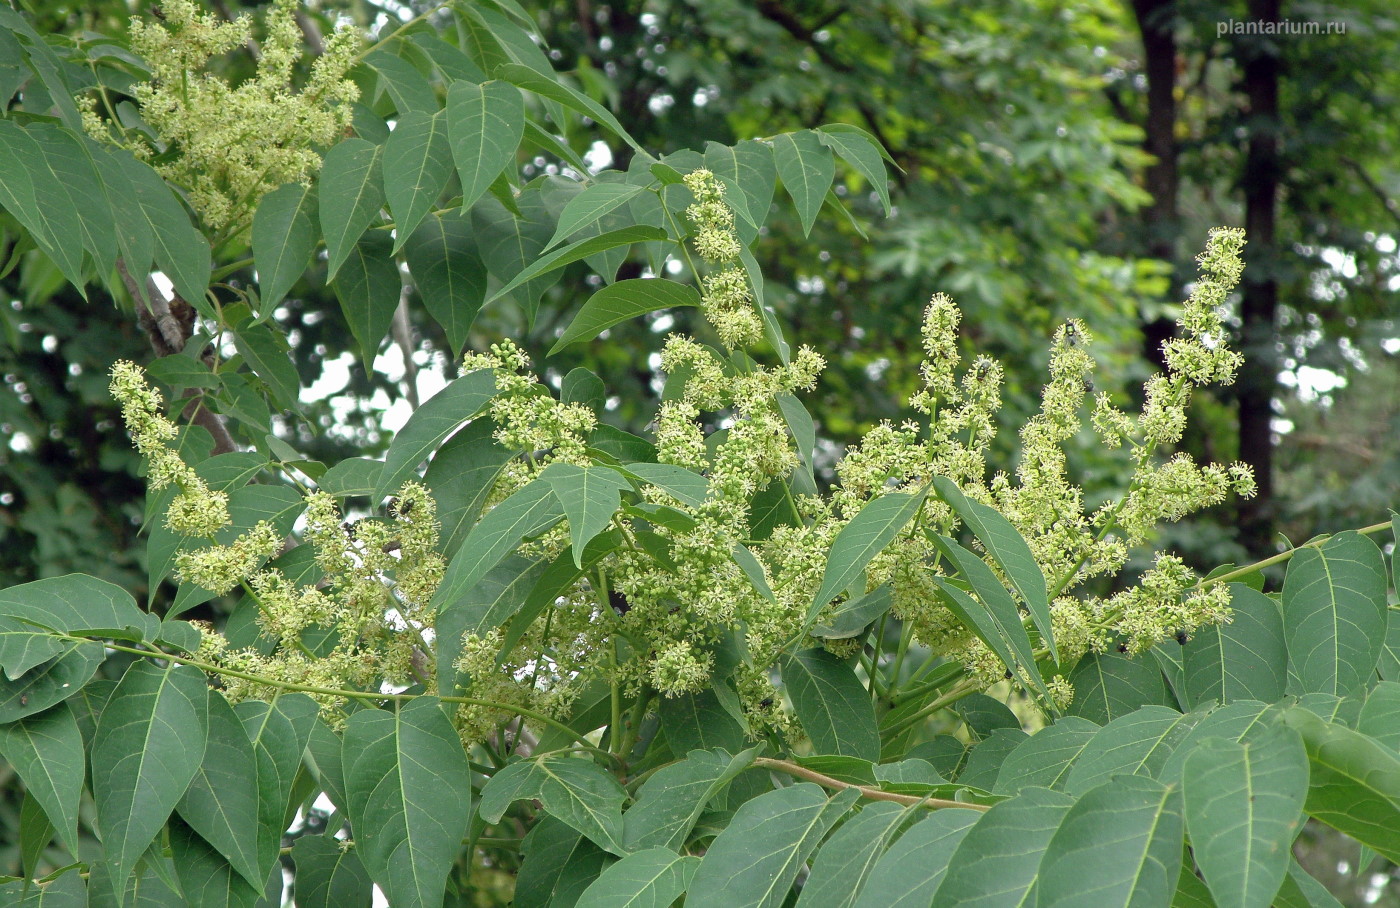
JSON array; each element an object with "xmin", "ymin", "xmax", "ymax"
[
  {"xmin": 683, "ymin": 169, "xmax": 762, "ymax": 348},
  {"xmin": 107, "ymin": 0, "xmax": 360, "ymax": 229}
]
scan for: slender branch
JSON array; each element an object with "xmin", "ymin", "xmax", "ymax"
[
  {"xmin": 1194, "ymin": 519, "xmax": 1393, "ymax": 590},
  {"xmin": 1340, "ymin": 156, "xmax": 1400, "ymax": 233},
  {"xmin": 753, "ymin": 757, "xmax": 990, "ymax": 812}
]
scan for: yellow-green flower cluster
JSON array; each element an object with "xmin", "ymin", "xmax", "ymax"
[
  {"xmin": 109, "ymin": 360, "xmax": 230, "ymax": 537},
  {"xmin": 175, "ymin": 521, "xmax": 280, "ymax": 594},
  {"xmin": 110, "ymin": 0, "xmax": 359, "ymax": 229},
  {"xmin": 683, "ymin": 169, "xmax": 762, "ymax": 348}
]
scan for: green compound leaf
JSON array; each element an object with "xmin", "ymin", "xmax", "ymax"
[
  {"xmin": 404, "ymin": 209, "xmax": 488, "ymax": 356},
  {"xmin": 292, "ymin": 834, "xmax": 374, "ymax": 908},
  {"xmin": 796, "ymin": 801, "xmax": 906, "ymax": 908},
  {"xmin": 623, "ymin": 746, "xmax": 761, "ymax": 852},
  {"xmin": 237, "ymin": 694, "xmax": 317, "ymax": 875},
  {"xmin": 816, "ymin": 124, "xmax": 892, "ymax": 215},
  {"xmin": 431, "ymin": 477, "xmax": 563, "ymax": 617},
  {"xmin": 1184, "ymin": 726, "xmax": 1308, "ymax": 908},
  {"xmin": 852, "ymin": 807, "xmax": 983, "ymax": 908},
  {"xmin": 575, "ymin": 848, "xmax": 699, "ymax": 908},
  {"xmin": 251, "ymin": 182, "xmax": 317, "ymax": 311},
  {"xmin": 1183, "ymin": 584, "xmax": 1288, "ymax": 708},
  {"xmin": 169, "ymin": 815, "xmax": 267, "ymax": 908},
  {"xmin": 384, "ymin": 109, "xmax": 454, "ymax": 253},
  {"xmin": 91, "ymin": 661, "xmax": 210, "ymax": 902},
  {"xmin": 1282, "ymin": 705, "xmax": 1400, "ymax": 864},
  {"xmin": 446, "ymin": 79, "xmax": 524, "ymax": 215},
  {"xmin": 117, "ymin": 151, "xmax": 212, "ymax": 314},
  {"xmin": 374, "ymin": 368, "xmax": 499, "ymax": 502},
  {"xmin": 341, "ymin": 698, "xmax": 472, "ymax": 908},
  {"xmin": 931, "ymin": 786, "xmax": 1076, "ymax": 907},
  {"xmin": 0, "ymin": 573, "xmax": 152, "ymax": 678},
  {"xmin": 0, "ymin": 640, "xmax": 103, "ymax": 723},
  {"xmin": 992, "ymin": 716, "xmax": 1100, "ymax": 795},
  {"xmin": 539, "ymin": 462, "xmax": 633, "ymax": 566},
  {"xmin": 1282, "ymin": 531, "xmax": 1388, "ymax": 696},
  {"xmin": 772, "ymin": 130, "xmax": 835, "ymax": 237},
  {"xmin": 812, "ymin": 583, "xmax": 893, "ymax": 639},
  {"xmin": 233, "ymin": 319, "xmax": 300, "ymax": 412},
  {"xmin": 547, "ymin": 182, "xmax": 649, "ymax": 249},
  {"xmin": 423, "ymin": 417, "xmax": 515, "ymax": 557},
  {"xmin": 1066, "ymin": 650, "xmax": 1172, "ymax": 724},
  {"xmin": 687, "ymin": 784, "xmax": 860, "ymax": 908},
  {"xmin": 782, "ymin": 648, "xmax": 879, "ymax": 761},
  {"xmin": 332, "ymin": 229, "xmax": 400, "ymax": 368},
  {"xmin": 0, "ymin": 700, "xmax": 84, "ymax": 856},
  {"xmin": 487, "ymin": 225, "xmax": 665, "ymax": 304},
  {"xmin": 1064, "ymin": 705, "xmax": 1200, "ymax": 795},
  {"xmin": 0, "ymin": 121, "xmax": 86, "ymax": 291},
  {"xmin": 550, "ymin": 278, "xmax": 701, "ymax": 354},
  {"xmin": 320, "ymin": 137, "xmax": 386, "ymax": 282},
  {"xmin": 480, "ymin": 753, "xmax": 629, "ymax": 855},
  {"xmin": 175, "ymin": 691, "xmax": 262, "ymax": 889},
  {"xmin": 1036, "ymin": 775, "xmax": 1184, "ymax": 908},
  {"xmin": 810, "ymin": 490, "xmax": 926, "ymax": 621},
  {"xmin": 472, "ymin": 189, "xmax": 558, "ymax": 326},
  {"xmin": 931, "ymin": 476, "xmax": 1055, "ymax": 662}
]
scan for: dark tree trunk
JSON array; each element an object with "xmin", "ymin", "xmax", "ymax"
[{"xmin": 1238, "ymin": 0, "xmax": 1282, "ymax": 555}]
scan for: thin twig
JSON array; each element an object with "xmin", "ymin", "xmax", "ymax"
[{"xmin": 753, "ymin": 756, "xmax": 990, "ymax": 811}]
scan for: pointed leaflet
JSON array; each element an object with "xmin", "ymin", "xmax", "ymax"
[
  {"xmin": 851, "ymin": 808, "xmax": 983, "ymax": 908},
  {"xmin": 772, "ymin": 130, "xmax": 835, "ymax": 237},
  {"xmin": 341, "ymin": 698, "xmax": 472, "ymax": 908},
  {"xmin": 1183, "ymin": 584, "xmax": 1287, "ymax": 708},
  {"xmin": 931, "ymin": 476, "xmax": 1055, "ymax": 661},
  {"xmin": 548, "ymin": 182, "xmax": 650, "ymax": 249},
  {"xmin": 472, "ymin": 189, "xmax": 558, "ymax": 325},
  {"xmin": 623, "ymin": 747, "xmax": 760, "ymax": 852},
  {"xmin": 0, "ymin": 641, "xmax": 103, "ymax": 723},
  {"xmin": 1282, "ymin": 531, "xmax": 1388, "ymax": 696},
  {"xmin": 436, "ymin": 556, "xmax": 548, "ymax": 696},
  {"xmin": 660, "ymin": 688, "xmax": 747, "ymax": 754},
  {"xmin": 169, "ymin": 816, "xmax": 266, "ymax": 908},
  {"xmin": 486, "ymin": 225, "xmax": 666, "ymax": 303},
  {"xmin": 540, "ymin": 462, "xmax": 632, "ymax": 566},
  {"xmin": 928, "ymin": 577, "xmax": 1023, "ymax": 686},
  {"xmin": 815, "ymin": 125, "xmax": 892, "ymax": 215},
  {"xmin": 0, "ymin": 701, "xmax": 84, "ymax": 856},
  {"xmin": 332, "ymin": 230, "xmax": 400, "ymax": 367},
  {"xmin": 385, "ymin": 109, "xmax": 454, "ymax": 253},
  {"xmin": 480, "ymin": 753, "xmax": 629, "ymax": 854},
  {"xmin": 404, "ymin": 209, "xmax": 488, "ymax": 355},
  {"xmin": 687, "ymin": 785, "xmax": 860, "ymax": 908},
  {"xmin": 993, "ymin": 716, "xmax": 1100, "ymax": 794},
  {"xmin": 1037, "ymin": 775, "xmax": 1184, "ymax": 908},
  {"xmin": 796, "ymin": 801, "xmax": 907, "ymax": 908},
  {"xmin": 810, "ymin": 490, "xmax": 926, "ymax": 620},
  {"xmin": 373, "ymin": 369, "xmax": 498, "ymax": 501},
  {"xmin": 236, "ymin": 694, "xmax": 317, "ymax": 876},
  {"xmin": 930, "ymin": 786, "xmax": 1075, "ymax": 907},
  {"xmin": 550, "ymin": 278, "xmax": 701, "ymax": 354},
  {"xmin": 292, "ymin": 834, "xmax": 374, "ymax": 908},
  {"xmin": 1281, "ymin": 706, "xmax": 1400, "ymax": 863},
  {"xmin": 514, "ymin": 816, "xmax": 611, "ymax": 908},
  {"xmin": 115, "ymin": 152, "xmax": 212, "ymax": 314},
  {"xmin": 0, "ymin": 121, "xmax": 86, "ymax": 290},
  {"xmin": 232, "ymin": 319, "xmax": 300, "ymax": 412},
  {"xmin": 1066, "ymin": 650, "xmax": 1172, "ymax": 724},
  {"xmin": 176, "ymin": 691, "xmax": 263, "ymax": 889},
  {"xmin": 92, "ymin": 661, "xmax": 210, "ymax": 901},
  {"xmin": 320, "ymin": 138, "xmax": 386, "ymax": 281},
  {"xmin": 782, "ymin": 649, "xmax": 879, "ymax": 761},
  {"xmin": 430, "ymin": 478, "xmax": 563, "ymax": 615},
  {"xmin": 446, "ymin": 80, "xmax": 523, "ymax": 214},
  {"xmin": 28, "ymin": 124, "xmax": 117, "ymax": 278},
  {"xmin": 252, "ymin": 182, "xmax": 317, "ymax": 311},
  {"xmin": 494, "ymin": 63, "xmax": 646, "ymax": 158},
  {"xmin": 575, "ymin": 849, "xmax": 699, "ymax": 908},
  {"xmin": 1184, "ymin": 727, "xmax": 1308, "ymax": 908},
  {"xmin": 423, "ymin": 417, "xmax": 515, "ymax": 556},
  {"xmin": 0, "ymin": 573, "xmax": 152, "ymax": 678},
  {"xmin": 1065, "ymin": 706, "xmax": 1201, "ymax": 795},
  {"xmin": 366, "ymin": 44, "xmax": 437, "ymax": 115}
]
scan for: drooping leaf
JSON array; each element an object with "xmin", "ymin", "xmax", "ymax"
[
  {"xmin": 495, "ymin": 63, "xmax": 645, "ymax": 157},
  {"xmin": 446, "ymin": 80, "xmax": 524, "ymax": 214},
  {"xmin": 480, "ymin": 753, "xmax": 629, "ymax": 854},
  {"xmin": 514, "ymin": 816, "xmax": 611, "ymax": 908},
  {"xmin": 423, "ymin": 417, "xmax": 515, "ymax": 557},
  {"xmin": 0, "ymin": 121, "xmax": 85, "ymax": 290},
  {"xmin": 365, "ymin": 44, "xmax": 437, "ymax": 114},
  {"xmin": 931, "ymin": 786, "xmax": 1076, "ymax": 907},
  {"xmin": 404, "ymin": 209, "xmax": 488, "ymax": 355},
  {"xmin": 341, "ymin": 698, "xmax": 473, "ymax": 908},
  {"xmin": 1184, "ymin": 726, "xmax": 1308, "ymax": 908},
  {"xmin": 550, "ymin": 278, "xmax": 701, "ymax": 354},
  {"xmin": 623, "ymin": 747, "xmax": 761, "ymax": 852},
  {"xmin": 992, "ymin": 716, "xmax": 1100, "ymax": 794},
  {"xmin": 168, "ymin": 816, "xmax": 265, "ymax": 908},
  {"xmin": 772, "ymin": 130, "xmax": 835, "ymax": 237},
  {"xmin": 251, "ymin": 182, "xmax": 316, "ymax": 311},
  {"xmin": 547, "ymin": 182, "xmax": 650, "ymax": 249},
  {"xmin": 574, "ymin": 848, "xmax": 699, "ymax": 908},
  {"xmin": 331, "ymin": 230, "xmax": 400, "ymax": 367},
  {"xmin": 810, "ymin": 490, "xmax": 925, "ymax": 620},
  {"xmin": 91, "ymin": 661, "xmax": 210, "ymax": 901},
  {"xmin": 1282, "ymin": 531, "xmax": 1388, "ymax": 696},
  {"xmin": 374, "ymin": 369, "xmax": 498, "ymax": 501},
  {"xmin": 1036, "ymin": 775, "xmax": 1184, "ymax": 908},
  {"xmin": 1282, "ymin": 705, "xmax": 1400, "ymax": 863},
  {"xmin": 1183, "ymin": 585, "xmax": 1288, "ymax": 707},
  {"xmin": 291, "ymin": 834, "xmax": 374, "ymax": 908},
  {"xmin": 782, "ymin": 649, "xmax": 880, "ymax": 760},
  {"xmin": 176, "ymin": 691, "xmax": 263, "ymax": 889},
  {"xmin": 0, "ymin": 700, "xmax": 84, "ymax": 856},
  {"xmin": 116, "ymin": 152, "xmax": 212, "ymax": 313},
  {"xmin": 233, "ymin": 320, "xmax": 300, "ymax": 412},
  {"xmin": 686, "ymin": 784, "xmax": 860, "ymax": 908},
  {"xmin": 384, "ymin": 109, "xmax": 455, "ymax": 252},
  {"xmin": 660, "ymin": 687, "xmax": 748, "ymax": 754},
  {"xmin": 236, "ymin": 694, "xmax": 317, "ymax": 877},
  {"xmin": 1066, "ymin": 650, "xmax": 1172, "ymax": 724},
  {"xmin": 851, "ymin": 808, "xmax": 983, "ymax": 908},
  {"xmin": 28, "ymin": 125, "xmax": 117, "ymax": 279},
  {"xmin": 795, "ymin": 801, "xmax": 906, "ymax": 908},
  {"xmin": 1065, "ymin": 705, "xmax": 1200, "ymax": 795},
  {"xmin": 472, "ymin": 189, "xmax": 558, "ymax": 325},
  {"xmin": 436, "ymin": 555, "xmax": 547, "ymax": 694},
  {"xmin": 320, "ymin": 138, "xmax": 385, "ymax": 282},
  {"xmin": 816, "ymin": 124, "xmax": 892, "ymax": 214},
  {"xmin": 538, "ymin": 462, "xmax": 632, "ymax": 565},
  {"xmin": 812, "ymin": 583, "xmax": 893, "ymax": 639},
  {"xmin": 487, "ymin": 225, "xmax": 665, "ymax": 304}
]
